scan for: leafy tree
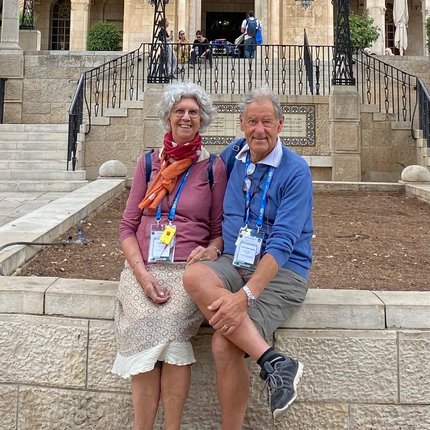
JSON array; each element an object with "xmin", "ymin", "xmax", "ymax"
[
  {"xmin": 349, "ymin": 12, "xmax": 380, "ymax": 51},
  {"xmin": 87, "ymin": 22, "xmax": 121, "ymax": 51}
]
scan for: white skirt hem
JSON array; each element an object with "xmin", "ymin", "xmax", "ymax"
[{"xmin": 112, "ymin": 341, "xmax": 196, "ymax": 379}]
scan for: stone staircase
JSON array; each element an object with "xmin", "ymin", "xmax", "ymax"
[{"xmin": 0, "ymin": 124, "xmax": 88, "ymax": 192}]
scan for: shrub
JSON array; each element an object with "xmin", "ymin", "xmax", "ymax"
[
  {"xmin": 349, "ymin": 12, "xmax": 380, "ymax": 52},
  {"xmin": 87, "ymin": 21, "xmax": 121, "ymax": 51}
]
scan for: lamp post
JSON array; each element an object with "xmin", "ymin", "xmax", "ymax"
[
  {"xmin": 147, "ymin": 0, "xmax": 170, "ymax": 83},
  {"xmin": 298, "ymin": 0, "xmax": 355, "ymax": 85},
  {"xmin": 331, "ymin": 0, "xmax": 355, "ymax": 85}
]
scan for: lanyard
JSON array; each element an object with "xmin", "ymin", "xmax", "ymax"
[
  {"xmin": 155, "ymin": 166, "xmax": 192, "ymax": 224},
  {"xmin": 244, "ymin": 153, "xmax": 274, "ymax": 229}
]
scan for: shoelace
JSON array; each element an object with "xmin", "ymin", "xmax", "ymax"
[{"xmin": 261, "ymin": 370, "xmax": 285, "ymax": 407}]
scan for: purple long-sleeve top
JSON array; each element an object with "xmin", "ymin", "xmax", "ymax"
[{"xmin": 119, "ymin": 148, "xmax": 227, "ymax": 263}]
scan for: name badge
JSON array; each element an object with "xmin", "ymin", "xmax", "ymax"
[
  {"xmin": 233, "ymin": 227, "xmax": 264, "ymax": 271},
  {"xmin": 148, "ymin": 224, "xmax": 176, "ymax": 263}
]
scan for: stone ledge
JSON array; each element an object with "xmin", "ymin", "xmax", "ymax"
[
  {"xmin": 374, "ymin": 291, "xmax": 430, "ymax": 329},
  {"xmin": 284, "ymin": 289, "xmax": 385, "ymax": 329},
  {"xmin": 1, "ymin": 277, "xmax": 429, "ymax": 330}
]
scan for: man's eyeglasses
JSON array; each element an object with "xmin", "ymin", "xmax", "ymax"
[
  {"xmin": 243, "ymin": 162, "xmax": 256, "ymax": 192},
  {"xmin": 173, "ymin": 109, "xmax": 200, "ymax": 119}
]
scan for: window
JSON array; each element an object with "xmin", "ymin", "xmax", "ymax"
[{"xmin": 51, "ymin": 0, "xmax": 71, "ymax": 50}]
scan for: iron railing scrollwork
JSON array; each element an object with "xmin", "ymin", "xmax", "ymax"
[
  {"xmin": 355, "ymin": 51, "xmax": 415, "ymax": 122},
  {"xmin": 66, "ymin": 43, "xmax": 428, "ymax": 170}
]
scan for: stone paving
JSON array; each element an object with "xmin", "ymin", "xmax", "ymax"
[{"xmin": 0, "ymin": 191, "xmax": 68, "ymax": 227}]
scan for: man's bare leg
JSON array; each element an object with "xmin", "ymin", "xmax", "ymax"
[
  {"xmin": 183, "ymin": 263, "xmax": 269, "ymax": 359},
  {"xmin": 212, "ymin": 331, "xmax": 250, "ymax": 430}
]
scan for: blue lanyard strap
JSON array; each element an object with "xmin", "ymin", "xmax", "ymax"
[
  {"xmin": 155, "ymin": 165, "xmax": 193, "ymax": 223},
  {"xmin": 244, "ymin": 153, "xmax": 274, "ymax": 229}
]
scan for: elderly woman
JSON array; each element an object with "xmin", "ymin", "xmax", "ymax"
[{"xmin": 112, "ymin": 82, "xmax": 226, "ymax": 430}]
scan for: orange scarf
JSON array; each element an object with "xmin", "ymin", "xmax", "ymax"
[{"xmin": 138, "ymin": 156, "xmax": 193, "ymax": 211}]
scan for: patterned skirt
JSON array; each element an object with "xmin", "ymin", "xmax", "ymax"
[{"xmin": 111, "ymin": 262, "xmax": 204, "ymax": 378}]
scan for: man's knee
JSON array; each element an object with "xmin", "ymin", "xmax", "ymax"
[{"xmin": 212, "ymin": 332, "xmax": 245, "ymax": 365}]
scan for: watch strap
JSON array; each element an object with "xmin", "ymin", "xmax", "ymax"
[{"xmin": 242, "ymin": 284, "xmax": 256, "ymax": 307}]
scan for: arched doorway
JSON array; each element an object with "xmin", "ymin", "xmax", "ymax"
[{"xmin": 51, "ymin": 0, "xmax": 71, "ymax": 50}]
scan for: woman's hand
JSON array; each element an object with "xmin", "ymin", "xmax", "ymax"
[
  {"xmin": 136, "ymin": 270, "xmax": 171, "ymax": 304},
  {"xmin": 186, "ymin": 245, "xmax": 219, "ymax": 266}
]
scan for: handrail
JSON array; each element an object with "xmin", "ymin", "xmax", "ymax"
[
  {"xmin": 417, "ymin": 77, "xmax": 430, "ymax": 148},
  {"xmin": 0, "ymin": 78, "xmax": 6, "ymax": 124},
  {"xmin": 67, "ymin": 74, "xmax": 85, "ymax": 171},
  {"xmin": 355, "ymin": 51, "xmax": 416, "ymax": 122}
]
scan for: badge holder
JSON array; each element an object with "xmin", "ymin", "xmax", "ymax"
[
  {"xmin": 233, "ymin": 227, "xmax": 264, "ymax": 271},
  {"xmin": 148, "ymin": 224, "xmax": 176, "ymax": 263}
]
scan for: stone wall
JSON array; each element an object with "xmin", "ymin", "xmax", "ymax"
[
  {"xmin": 0, "ymin": 276, "xmax": 429, "ymax": 429},
  {"xmin": 3, "ymin": 52, "xmax": 121, "ymax": 124},
  {"xmin": 83, "ymin": 89, "xmax": 417, "ymax": 183}
]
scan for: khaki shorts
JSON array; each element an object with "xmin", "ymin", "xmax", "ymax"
[{"xmin": 202, "ymin": 255, "xmax": 308, "ymax": 340}]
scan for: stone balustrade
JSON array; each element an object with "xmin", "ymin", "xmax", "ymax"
[{"xmin": 0, "ymin": 276, "xmax": 429, "ymax": 429}]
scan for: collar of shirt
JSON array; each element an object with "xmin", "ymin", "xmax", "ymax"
[{"xmin": 235, "ymin": 138, "xmax": 283, "ymax": 168}]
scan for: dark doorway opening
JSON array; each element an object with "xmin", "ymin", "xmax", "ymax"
[{"xmin": 206, "ymin": 12, "xmax": 246, "ymax": 44}]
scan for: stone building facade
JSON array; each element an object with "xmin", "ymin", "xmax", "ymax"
[{"xmin": 1, "ymin": 0, "xmax": 430, "ymax": 56}]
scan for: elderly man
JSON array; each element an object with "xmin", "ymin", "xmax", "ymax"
[{"xmin": 184, "ymin": 87, "xmax": 313, "ymax": 429}]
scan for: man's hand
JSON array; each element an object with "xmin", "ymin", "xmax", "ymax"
[{"xmin": 208, "ymin": 291, "xmax": 248, "ymax": 334}]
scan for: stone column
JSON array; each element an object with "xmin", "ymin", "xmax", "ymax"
[
  {"xmin": 0, "ymin": 0, "xmax": 24, "ymax": 123},
  {"xmin": 424, "ymin": 0, "xmax": 430, "ymax": 56},
  {"xmin": 366, "ymin": 0, "xmax": 386, "ymax": 55},
  {"xmin": 70, "ymin": 0, "xmax": 90, "ymax": 51},
  {"xmin": 329, "ymin": 86, "xmax": 362, "ymax": 181},
  {"xmin": 0, "ymin": 0, "xmax": 21, "ymax": 50},
  {"xmin": 189, "ymin": 0, "xmax": 200, "ymax": 41},
  {"xmin": 176, "ymin": 0, "xmax": 187, "ymax": 36},
  {"xmin": 270, "ymin": 0, "xmax": 281, "ymax": 45}
]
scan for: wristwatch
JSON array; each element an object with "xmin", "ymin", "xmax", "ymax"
[{"xmin": 242, "ymin": 285, "xmax": 256, "ymax": 307}]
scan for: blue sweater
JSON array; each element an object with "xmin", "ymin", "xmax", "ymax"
[{"xmin": 220, "ymin": 142, "xmax": 313, "ymax": 279}]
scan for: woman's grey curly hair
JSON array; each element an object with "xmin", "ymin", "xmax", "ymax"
[
  {"xmin": 157, "ymin": 81, "xmax": 217, "ymax": 133},
  {"xmin": 239, "ymin": 86, "xmax": 283, "ymax": 119}
]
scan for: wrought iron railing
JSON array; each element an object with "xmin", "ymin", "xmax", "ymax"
[
  {"xmin": 355, "ymin": 51, "xmax": 416, "ymax": 122},
  {"xmin": 67, "ymin": 74, "xmax": 85, "ymax": 171},
  {"xmin": 67, "ymin": 43, "xmax": 428, "ymax": 169},
  {"xmin": 0, "ymin": 78, "xmax": 6, "ymax": 124},
  {"xmin": 417, "ymin": 77, "xmax": 430, "ymax": 148}
]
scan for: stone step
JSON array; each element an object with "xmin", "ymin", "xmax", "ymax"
[
  {"xmin": 0, "ymin": 132, "xmax": 68, "ymax": 142},
  {"xmin": 0, "ymin": 124, "xmax": 68, "ymax": 133},
  {"xmin": 0, "ymin": 149, "xmax": 66, "ymax": 160},
  {"xmin": 0, "ymin": 141, "xmax": 69, "ymax": 150},
  {"xmin": 0, "ymin": 170, "xmax": 86, "ymax": 180},
  {"xmin": 0, "ymin": 160, "xmax": 67, "ymax": 170},
  {"xmin": 0, "ymin": 180, "xmax": 88, "ymax": 192}
]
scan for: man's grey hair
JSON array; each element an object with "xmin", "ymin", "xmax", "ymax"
[
  {"xmin": 157, "ymin": 81, "xmax": 217, "ymax": 133},
  {"xmin": 239, "ymin": 86, "xmax": 283, "ymax": 119}
]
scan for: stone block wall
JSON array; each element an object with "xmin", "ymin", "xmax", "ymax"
[
  {"xmin": 3, "ymin": 52, "xmax": 121, "ymax": 124},
  {"xmin": 0, "ymin": 277, "xmax": 429, "ymax": 430}
]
